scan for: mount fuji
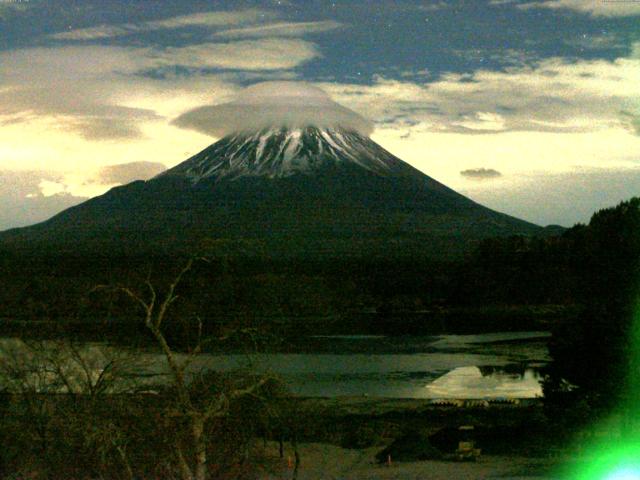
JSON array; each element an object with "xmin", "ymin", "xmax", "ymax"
[{"xmin": 0, "ymin": 124, "xmax": 541, "ymax": 259}]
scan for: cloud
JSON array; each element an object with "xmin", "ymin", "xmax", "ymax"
[
  {"xmin": 213, "ymin": 20, "xmax": 343, "ymax": 39},
  {"xmin": 0, "ymin": 108, "xmax": 213, "ymax": 199},
  {"xmin": 565, "ymin": 33, "xmax": 628, "ymax": 52},
  {"xmin": 460, "ymin": 168, "xmax": 503, "ymax": 180},
  {"xmin": 50, "ymin": 25, "xmax": 140, "ymax": 41},
  {"xmin": 148, "ymin": 38, "xmax": 321, "ymax": 71},
  {"xmin": 172, "ymin": 81, "xmax": 373, "ymax": 137},
  {"xmin": 0, "ymin": 37, "xmax": 321, "ymax": 141},
  {"xmin": 516, "ymin": 0, "xmax": 640, "ymax": 17},
  {"xmin": 0, "ymin": 45, "xmax": 165, "ymax": 140},
  {"xmin": 38, "ymin": 179, "xmax": 67, "ymax": 197},
  {"xmin": 322, "ymin": 54, "xmax": 640, "ymax": 136},
  {"xmin": 97, "ymin": 161, "xmax": 166, "ymax": 184},
  {"xmin": 0, "ymin": 45, "xmax": 146, "ymax": 82},
  {"xmin": 50, "ymin": 9, "xmax": 269, "ymax": 40},
  {"xmin": 144, "ymin": 10, "xmax": 268, "ymax": 30},
  {"xmin": 0, "ymin": 2, "xmax": 31, "ymax": 16},
  {"xmin": 451, "ymin": 47, "xmax": 535, "ymax": 68},
  {"xmin": 460, "ymin": 167, "xmax": 640, "ymax": 226},
  {"xmin": 621, "ymin": 111, "xmax": 640, "ymax": 135},
  {"xmin": 454, "ymin": 112, "xmax": 507, "ymax": 132},
  {"xmin": 3, "ymin": 163, "xmax": 166, "ymax": 212},
  {"xmin": 418, "ymin": 2, "xmax": 451, "ymax": 11},
  {"xmin": 0, "ymin": 170, "xmax": 87, "ymax": 231},
  {"xmin": 59, "ymin": 116, "xmax": 155, "ymax": 141}
]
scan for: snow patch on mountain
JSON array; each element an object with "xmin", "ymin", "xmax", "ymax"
[{"xmin": 158, "ymin": 126, "xmax": 406, "ymax": 182}]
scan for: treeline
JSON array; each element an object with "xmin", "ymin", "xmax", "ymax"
[
  {"xmin": 0, "ymin": 236, "xmax": 571, "ymax": 316},
  {"xmin": 542, "ymin": 198, "xmax": 640, "ymax": 429},
  {"xmin": 0, "ymin": 248, "xmax": 468, "ymax": 342},
  {"xmin": 1, "ymin": 199, "xmax": 638, "ymax": 341},
  {"xmin": 454, "ymin": 200, "xmax": 639, "ymax": 308}
]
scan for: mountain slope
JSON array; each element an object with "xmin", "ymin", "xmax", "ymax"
[
  {"xmin": 160, "ymin": 127, "xmax": 403, "ymax": 180},
  {"xmin": 0, "ymin": 126, "xmax": 541, "ymax": 259}
]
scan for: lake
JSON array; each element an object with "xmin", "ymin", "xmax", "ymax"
[{"xmin": 0, "ymin": 331, "xmax": 550, "ymax": 399}]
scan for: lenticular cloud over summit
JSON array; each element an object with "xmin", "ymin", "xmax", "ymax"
[{"xmin": 172, "ymin": 81, "xmax": 374, "ymax": 137}]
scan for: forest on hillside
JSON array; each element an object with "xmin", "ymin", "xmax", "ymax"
[{"xmin": 0, "ymin": 199, "xmax": 638, "ymax": 339}]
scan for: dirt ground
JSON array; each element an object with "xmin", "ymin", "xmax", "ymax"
[{"xmin": 262, "ymin": 442, "xmax": 558, "ymax": 480}]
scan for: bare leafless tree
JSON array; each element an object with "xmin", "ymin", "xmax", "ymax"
[
  {"xmin": 0, "ymin": 338, "xmax": 141, "ymax": 479},
  {"xmin": 97, "ymin": 257, "xmax": 277, "ymax": 480}
]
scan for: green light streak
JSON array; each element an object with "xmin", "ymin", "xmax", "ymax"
[
  {"xmin": 569, "ymin": 306, "xmax": 640, "ymax": 480},
  {"xmin": 573, "ymin": 443, "xmax": 640, "ymax": 480}
]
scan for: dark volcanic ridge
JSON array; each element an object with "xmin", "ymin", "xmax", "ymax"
[{"xmin": 0, "ymin": 126, "xmax": 541, "ymax": 259}]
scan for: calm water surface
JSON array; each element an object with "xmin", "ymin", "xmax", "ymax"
[
  {"xmin": 193, "ymin": 332, "xmax": 549, "ymax": 398},
  {"xmin": 0, "ymin": 331, "xmax": 549, "ymax": 399}
]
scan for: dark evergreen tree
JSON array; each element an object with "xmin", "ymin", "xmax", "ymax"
[{"xmin": 544, "ymin": 198, "xmax": 640, "ymax": 427}]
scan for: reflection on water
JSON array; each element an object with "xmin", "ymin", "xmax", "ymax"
[
  {"xmin": 278, "ymin": 366, "xmax": 543, "ymax": 399},
  {"xmin": 194, "ymin": 353, "xmax": 544, "ymax": 398},
  {"xmin": 0, "ymin": 331, "xmax": 549, "ymax": 399},
  {"xmin": 424, "ymin": 366, "xmax": 542, "ymax": 399}
]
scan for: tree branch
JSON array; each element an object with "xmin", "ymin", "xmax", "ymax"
[{"xmin": 155, "ymin": 257, "xmax": 194, "ymax": 330}]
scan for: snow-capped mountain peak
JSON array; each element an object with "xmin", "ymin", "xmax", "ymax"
[{"xmin": 159, "ymin": 126, "xmax": 404, "ymax": 182}]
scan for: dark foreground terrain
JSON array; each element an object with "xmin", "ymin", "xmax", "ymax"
[{"xmin": 0, "ymin": 390, "xmax": 562, "ymax": 479}]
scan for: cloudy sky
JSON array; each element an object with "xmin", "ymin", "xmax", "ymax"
[{"xmin": 1, "ymin": 0, "xmax": 639, "ymax": 230}]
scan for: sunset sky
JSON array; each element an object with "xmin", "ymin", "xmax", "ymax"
[{"xmin": 1, "ymin": 0, "xmax": 639, "ymax": 230}]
